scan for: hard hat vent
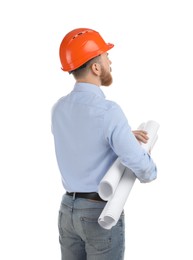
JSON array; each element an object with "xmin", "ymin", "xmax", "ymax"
[{"xmin": 72, "ymin": 30, "xmax": 89, "ymax": 40}]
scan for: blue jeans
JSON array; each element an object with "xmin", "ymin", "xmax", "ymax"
[{"xmin": 58, "ymin": 194, "xmax": 125, "ymax": 260}]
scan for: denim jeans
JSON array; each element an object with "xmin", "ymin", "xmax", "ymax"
[{"xmin": 58, "ymin": 194, "xmax": 125, "ymax": 260}]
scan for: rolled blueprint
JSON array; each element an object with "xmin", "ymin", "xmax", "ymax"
[
  {"xmin": 98, "ymin": 158, "xmax": 125, "ymax": 201},
  {"xmin": 99, "ymin": 168, "xmax": 136, "ymax": 229},
  {"xmin": 140, "ymin": 120, "xmax": 159, "ymax": 151},
  {"xmin": 98, "ymin": 120, "xmax": 160, "ymax": 229}
]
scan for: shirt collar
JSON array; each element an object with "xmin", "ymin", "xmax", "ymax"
[{"xmin": 73, "ymin": 82, "xmax": 106, "ymax": 98}]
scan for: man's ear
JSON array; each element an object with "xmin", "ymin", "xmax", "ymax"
[{"xmin": 91, "ymin": 63, "xmax": 101, "ymax": 76}]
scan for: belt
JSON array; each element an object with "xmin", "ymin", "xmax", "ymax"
[{"xmin": 66, "ymin": 192, "xmax": 105, "ymax": 202}]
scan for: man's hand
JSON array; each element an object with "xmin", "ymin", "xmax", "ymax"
[{"xmin": 132, "ymin": 130, "xmax": 149, "ymax": 144}]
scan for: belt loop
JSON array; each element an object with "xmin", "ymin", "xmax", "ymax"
[{"xmin": 73, "ymin": 192, "xmax": 76, "ymax": 200}]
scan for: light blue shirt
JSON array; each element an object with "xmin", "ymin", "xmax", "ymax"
[{"xmin": 51, "ymin": 83, "xmax": 157, "ymax": 192}]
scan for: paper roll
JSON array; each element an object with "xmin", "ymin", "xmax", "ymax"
[
  {"xmin": 98, "ymin": 120, "xmax": 159, "ymax": 229},
  {"xmin": 98, "ymin": 168, "xmax": 136, "ymax": 229},
  {"xmin": 98, "ymin": 158, "xmax": 125, "ymax": 201}
]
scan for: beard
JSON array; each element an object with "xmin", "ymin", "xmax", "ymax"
[{"xmin": 100, "ymin": 66, "xmax": 113, "ymax": 86}]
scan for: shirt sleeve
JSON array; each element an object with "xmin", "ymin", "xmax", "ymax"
[{"xmin": 103, "ymin": 103, "xmax": 157, "ymax": 183}]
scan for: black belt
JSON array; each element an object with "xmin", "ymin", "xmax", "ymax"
[{"xmin": 66, "ymin": 192, "xmax": 105, "ymax": 202}]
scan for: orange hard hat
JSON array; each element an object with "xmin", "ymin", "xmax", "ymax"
[{"xmin": 59, "ymin": 28, "xmax": 114, "ymax": 72}]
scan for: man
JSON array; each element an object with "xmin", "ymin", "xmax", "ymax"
[{"xmin": 51, "ymin": 28, "xmax": 157, "ymax": 260}]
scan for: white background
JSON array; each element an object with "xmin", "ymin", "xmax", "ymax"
[{"xmin": 0, "ymin": 0, "xmax": 193, "ymax": 259}]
